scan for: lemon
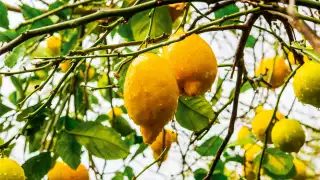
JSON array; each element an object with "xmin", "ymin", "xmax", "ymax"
[
  {"xmin": 293, "ymin": 159, "xmax": 307, "ymax": 180},
  {"xmin": 168, "ymin": 3, "xmax": 185, "ymax": 22},
  {"xmin": 244, "ymin": 144, "xmax": 262, "ymax": 162},
  {"xmin": 124, "ymin": 53, "xmax": 179, "ymax": 144},
  {"xmin": 60, "ymin": 61, "xmax": 72, "ymax": 73},
  {"xmin": 0, "ymin": 157, "xmax": 25, "ymax": 180},
  {"xmin": 46, "ymin": 35, "xmax": 62, "ymax": 55},
  {"xmin": 79, "ymin": 64, "xmax": 95, "ymax": 81},
  {"xmin": 107, "ymin": 107, "xmax": 123, "ymax": 120},
  {"xmin": 288, "ymin": 46, "xmax": 312, "ymax": 65},
  {"xmin": 255, "ymin": 56, "xmax": 290, "ymax": 88},
  {"xmin": 237, "ymin": 126, "xmax": 251, "ymax": 140},
  {"xmin": 162, "ymin": 29, "xmax": 218, "ymax": 96},
  {"xmin": 254, "ymin": 105, "xmax": 264, "ymax": 113},
  {"xmin": 251, "ymin": 110, "xmax": 285, "ymax": 143},
  {"xmin": 47, "ymin": 162, "xmax": 89, "ymax": 180},
  {"xmin": 293, "ymin": 61, "xmax": 320, "ymax": 108},
  {"xmin": 271, "ymin": 119, "xmax": 305, "ymax": 153},
  {"xmin": 150, "ymin": 129, "xmax": 177, "ymax": 162}
]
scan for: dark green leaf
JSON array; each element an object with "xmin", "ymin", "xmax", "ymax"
[
  {"xmin": 130, "ymin": 7, "xmax": 172, "ymax": 41},
  {"xmin": 110, "ymin": 116, "xmax": 134, "ymax": 136},
  {"xmin": 0, "ymin": 29, "xmax": 17, "ymax": 42},
  {"xmin": 264, "ymin": 161, "xmax": 296, "ymax": 179},
  {"xmin": 22, "ymin": 152, "xmax": 52, "ymax": 180},
  {"xmin": 17, "ymin": 103, "xmax": 42, "ymax": 122},
  {"xmin": 118, "ymin": 22, "xmax": 134, "ymax": 42},
  {"xmin": 175, "ymin": 96, "xmax": 213, "ymax": 132},
  {"xmin": 21, "ymin": 4, "xmax": 53, "ymax": 29},
  {"xmin": 5, "ymin": 45, "xmax": 25, "ymax": 68},
  {"xmin": 0, "ymin": 103, "xmax": 12, "ymax": 116},
  {"xmin": 124, "ymin": 166, "xmax": 135, "ymax": 179},
  {"xmin": 245, "ymin": 35, "xmax": 257, "ymax": 48},
  {"xmin": 194, "ymin": 168, "xmax": 227, "ymax": 180},
  {"xmin": 28, "ymin": 130, "xmax": 43, "ymax": 153},
  {"xmin": 214, "ymin": 4, "xmax": 240, "ymax": 25},
  {"xmin": 263, "ymin": 148, "xmax": 294, "ymax": 175},
  {"xmin": 69, "ymin": 122, "xmax": 130, "ymax": 159},
  {"xmin": 56, "ymin": 132, "xmax": 81, "ymax": 170},
  {"xmin": 10, "ymin": 76, "xmax": 24, "ymax": 102},
  {"xmin": 196, "ymin": 136, "xmax": 223, "ymax": 156},
  {"xmin": 49, "ymin": 1, "xmax": 71, "ymax": 19},
  {"xmin": 96, "ymin": 114, "xmax": 109, "ymax": 122},
  {"xmin": 3, "ymin": 143, "xmax": 15, "ymax": 157},
  {"xmin": 130, "ymin": 143, "xmax": 148, "ymax": 161},
  {"xmin": 225, "ymin": 154, "xmax": 244, "ymax": 164},
  {"xmin": 0, "ymin": 2, "xmax": 9, "ymax": 29},
  {"xmin": 57, "ymin": 116, "xmax": 80, "ymax": 131}
]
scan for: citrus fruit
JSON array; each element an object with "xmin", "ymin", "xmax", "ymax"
[
  {"xmin": 271, "ymin": 119, "xmax": 305, "ymax": 153},
  {"xmin": 168, "ymin": 3, "xmax": 185, "ymax": 22},
  {"xmin": 288, "ymin": 46, "xmax": 312, "ymax": 65},
  {"xmin": 293, "ymin": 159, "xmax": 307, "ymax": 180},
  {"xmin": 46, "ymin": 34, "xmax": 62, "ymax": 55},
  {"xmin": 0, "ymin": 157, "xmax": 25, "ymax": 180},
  {"xmin": 162, "ymin": 29, "xmax": 218, "ymax": 96},
  {"xmin": 244, "ymin": 144, "xmax": 262, "ymax": 163},
  {"xmin": 79, "ymin": 64, "xmax": 95, "ymax": 81},
  {"xmin": 107, "ymin": 107, "xmax": 123, "ymax": 120},
  {"xmin": 60, "ymin": 61, "xmax": 72, "ymax": 73},
  {"xmin": 293, "ymin": 61, "xmax": 320, "ymax": 108},
  {"xmin": 251, "ymin": 110, "xmax": 285, "ymax": 143},
  {"xmin": 237, "ymin": 126, "xmax": 251, "ymax": 140},
  {"xmin": 255, "ymin": 56, "xmax": 290, "ymax": 88},
  {"xmin": 124, "ymin": 53, "xmax": 179, "ymax": 144},
  {"xmin": 47, "ymin": 162, "xmax": 89, "ymax": 180},
  {"xmin": 150, "ymin": 129, "xmax": 177, "ymax": 161},
  {"xmin": 254, "ymin": 105, "xmax": 264, "ymax": 113}
]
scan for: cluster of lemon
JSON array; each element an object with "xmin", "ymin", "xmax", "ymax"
[
  {"xmin": 0, "ymin": 157, "xmax": 89, "ymax": 180},
  {"xmin": 123, "ymin": 29, "xmax": 218, "ymax": 161}
]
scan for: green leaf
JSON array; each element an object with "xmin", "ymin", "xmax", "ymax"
[
  {"xmin": 10, "ymin": 76, "xmax": 24, "ymax": 102},
  {"xmin": 214, "ymin": 4, "xmax": 240, "ymax": 25},
  {"xmin": 0, "ymin": 2, "xmax": 9, "ymax": 29},
  {"xmin": 69, "ymin": 122, "xmax": 130, "ymax": 159},
  {"xmin": 175, "ymin": 96, "xmax": 213, "ymax": 132},
  {"xmin": 194, "ymin": 168, "xmax": 227, "ymax": 180},
  {"xmin": 21, "ymin": 4, "xmax": 53, "ymax": 29},
  {"xmin": 240, "ymin": 81, "xmax": 253, "ymax": 93},
  {"xmin": 196, "ymin": 136, "xmax": 223, "ymax": 156},
  {"xmin": 211, "ymin": 77, "xmax": 223, "ymax": 106},
  {"xmin": 28, "ymin": 130, "xmax": 43, "ymax": 153},
  {"xmin": 112, "ymin": 172, "xmax": 124, "ymax": 180},
  {"xmin": 0, "ymin": 29, "xmax": 17, "ymax": 42},
  {"xmin": 263, "ymin": 148, "xmax": 294, "ymax": 176},
  {"xmin": 22, "ymin": 152, "xmax": 52, "ymax": 180},
  {"xmin": 227, "ymin": 137, "xmax": 255, "ymax": 147},
  {"xmin": 117, "ymin": 60, "xmax": 131, "ymax": 93},
  {"xmin": 225, "ymin": 154, "xmax": 244, "ymax": 164},
  {"xmin": 118, "ymin": 22, "xmax": 134, "ymax": 42},
  {"xmin": 5, "ymin": 45, "xmax": 25, "ymax": 68},
  {"xmin": 130, "ymin": 143, "xmax": 148, "ymax": 161},
  {"xmin": 56, "ymin": 132, "xmax": 81, "ymax": 170},
  {"xmin": 96, "ymin": 114, "xmax": 109, "ymax": 122},
  {"xmin": 110, "ymin": 116, "xmax": 134, "ymax": 136},
  {"xmin": 61, "ymin": 29, "xmax": 79, "ymax": 55},
  {"xmin": 0, "ymin": 103, "xmax": 12, "ymax": 116},
  {"xmin": 130, "ymin": 7, "xmax": 172, "ymax": 41},
  {"xmin": 17, "ymin": 103, "xmax": 42, "ymax": 122},
  {"xmin": 245, "ymin": 35, "xmax": 257, "ymax": 48},
  {"xmin": 49, "ymin": 1, "xmax": 71, "ymax": 19},
  {"xmin": 124, "ymin": 166, "xmax": 135, "ymax": 179}
]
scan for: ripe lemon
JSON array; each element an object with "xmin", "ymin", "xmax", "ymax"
[
  {"xmin": 79, "ymin": 64, "xmax": 95, "ymax": 81},
  {"xmin": 0, "ymin": 157, "xmax": 25, "ymax": 180},
  {"xmin": 46, "ymin": 35, "xmax": 62, "ymax": 55},
  {"xmin": 47, "ymin": 162, "xmax": 89, "ymax": 180},
  {"xmin": 293, "ymin": 159, "xmax": 307, "ymax": 180},
  {"xmin": 168, "ymin": 3, "xmax": 185, "ymax": 22},
  {"xmin": 60, "ymin": 61, "xmax": 72, "ymax": 73},
  {"xmin": 255, "ymin": 56, "xmax": 290, "ymax": 89},
  {"xmin": 251, "ymin": 110, "xmax": 285, "ymax": 143},
  {"xmin": 124, "ymin": 53, "xmax": 179, "ymax": 144},
  {"xmin": 271, "ymin": 119, "xmax": 305, "ymax": 153},
  {"xmin": 162, "ymin": 29, "xmax": 218, "ymax": 96},
  {"xmin": 288, "ymin": 46, "xmax": 312, "ymax": 65},
  {"xmin": 293, "ymin": 61, "xmax": 320, "ymax": 108},
  {"xmin": 254, "ymin": 105, "xmax": 264, "ymax": 113},
  {"xmin": 107, "ymin": 107, "xmax": 123, "ymax": 120},
  {"xmin": 237, "ymin": 126, "xmax": 251, "ymax": 140},
  {"xmin": 244, "ymin": 144, "xmax": 262, "ymax": 162},
  {"xmin": 150, "ymin": 129, "xmax": 177, "ymax": 161}
]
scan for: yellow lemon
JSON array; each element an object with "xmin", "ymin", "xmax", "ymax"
[
  {"xmin": 0, "ymin": 157, "xmax": 25, "ymax": 180},
  {"xmin": 124, "ymin": 53, "xmax": 179, "ymax": 144},
  {"xmin": 293, "ymin": 159, "xmax": 307, "ymax": 180},
  {"xmin": 168, "ymin": 3, "xmax": 185, "ymax": 22},
  {"xmin": 237, "ymin": 126, "xmax": 251, "ymax": 140},
  {"xmin": 162, "ymin": 29, "xmax": 218, "ymax": 96},
  {"xmin": 150, "ymin": 129, "xmax": 177, "ymax": 162},
  {"xmin": 47, "ymin": 162, "xmax": 89, "ymax": 180},
  {"xmin": 288, "ymin": 46, "xmax": 312, "ymax": 65},
  {"xmin": 46, "ymin": 35, "xmax": 62, "ymax": 55},
  {"xmin": 60, "ymin": 61, "xmax": 72, "ymax": 73},
  {"xmin": 271, "ymin": 119, "xmax": 305, "ymax": 153},
  {"xmin": 251, "ymin": 110, "xmax": 285, "ymax": 143},
  {"xmin": 293, "ymin": 61, "xmax": 320, "ymax": 108},
  {"xmin": 255, "ymin": 56, "xmax": 290, "ymax": 89},
  {"xmin": 107, "ymin": 107, "xmax": 123, "ymax": 120},
  {"xmin": 244, "ymin": 144, "xmax": 262, "ymax": 163},
  {"xmin": 79, "ymin": 64, "xmax": 95, "ymax": 81}
]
